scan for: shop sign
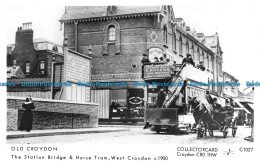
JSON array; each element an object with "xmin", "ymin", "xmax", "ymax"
[
  {"xmin": 148, "ymin": 47, "xmax": 163, "ymax": 62},
  {"xmin": 129, "ymin": 96, "xmax": 143, "ymax": 105},
  {"xmin": 144, "ymin": 65, "xmax": 171, "ymax": 79}
]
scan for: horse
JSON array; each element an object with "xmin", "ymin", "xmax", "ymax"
[{"xmin": 188, "ymin": 96, "xmax": 213, "ymax": 138}]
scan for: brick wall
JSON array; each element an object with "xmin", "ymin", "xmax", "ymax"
[{"xmin": 7, "ymin": 96, "xmax": 99, "ymax": 131}]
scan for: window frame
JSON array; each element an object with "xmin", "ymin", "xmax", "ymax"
[
  {"xmin": 108, "ymin": 25, "xmax": 116, "ymax": 42},
  {"xmin": 25, "ymin": 61, "xmax": 30, "ymax": 74}
]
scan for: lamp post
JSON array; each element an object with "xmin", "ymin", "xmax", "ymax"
[{"xmin": 50, "ymin": 46, "xmax": 58, "ymax": 99}]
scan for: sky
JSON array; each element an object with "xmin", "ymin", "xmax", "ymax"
[{"xmin": 3, "ymin": 0, "xmax": 260, "ymax": 91}]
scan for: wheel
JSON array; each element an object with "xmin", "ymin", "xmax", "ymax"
[
  {"xmin": 223, "ymin": 127, "xmax": 228, "ymax": 138},
  {"xmin": 223, "ymin": 131, "xmax": 228, "ymax": 138},
  {"xmin": 197, "ymin": 128, "xmax": 203, "ymax": 138},
  {"xmin": 208, "ymin": 129, "xmax": 214, "ymax": 137},
  {"xmin": 155, "ymin": 126, "xmax": 161, "ymax": 134},
  {"xmin": 232, "ymin": 128, "xmax": 237, "ymax": 137}
]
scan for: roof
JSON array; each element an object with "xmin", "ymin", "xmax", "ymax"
[
  {"xmin": 33, "ymin": 38, "xmax": 63, "ymax": 54},
  {"xmin": 7, "ymin": 66, "xmax": 24, "ymax": 78},
  {"xmin": 61, "ymin": 6, "xmax": 162, "ymax": 21},
  {"xmin": 223, "ymin": 71, "xmax": 239, "ymax": 81}
]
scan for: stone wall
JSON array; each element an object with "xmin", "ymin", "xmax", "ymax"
[{"xmin": 7, "ymin": 96, "xmax": 99, "ymax": 131}]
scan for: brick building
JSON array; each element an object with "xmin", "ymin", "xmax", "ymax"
[
  {"xmin": 7, "ymin": 23, "xmax": 64, "ymax": 99},
  {"xmin": 60, "ymin": 6, "xmax": 224, "ymax": 120}
]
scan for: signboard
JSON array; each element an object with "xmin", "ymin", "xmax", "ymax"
[
  {"xmin": 148, "ymin": 47, "xmax": 163, "ymax": 62},
  {"xmin": 144, "ymin": 65, "xmax": 171, "ymax": 79},
  {"xmin": 163, "ymin": 75, "xmax": 184, "ymax": 108},
  {"xmin": 63, "ymin": 49, "xmax": 92, "ymax": 102},
  {"xmin": 66, "ymin": 50, "xmax": 91, "ymax": 83}
]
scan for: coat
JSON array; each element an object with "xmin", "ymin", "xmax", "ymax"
[{"xmin": 18, "ymin": 102, "xmax": 35, "ymax": 131}]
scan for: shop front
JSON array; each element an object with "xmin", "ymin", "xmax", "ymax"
[{"xmin": 91, "ymin": 84, "xmax": 145, "ymax": 123}]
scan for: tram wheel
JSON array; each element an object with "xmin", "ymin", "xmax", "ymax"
[{"xmin": 155, "ymin": 126, "xmax": 161, "ymax": 134}]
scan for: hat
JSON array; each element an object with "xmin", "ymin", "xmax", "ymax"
[{"xmin": 225, "ymin": 99, "xmax": 230, "ymax": 104}]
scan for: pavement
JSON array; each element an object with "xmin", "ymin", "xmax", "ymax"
[{"xmin": 6, "ymin": 126, "xmax": 130, "ymax": 139}]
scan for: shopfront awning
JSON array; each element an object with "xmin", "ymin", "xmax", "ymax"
[{"xmin": 233, "ymin": 98, "xmax": 251, "ymax": 114}]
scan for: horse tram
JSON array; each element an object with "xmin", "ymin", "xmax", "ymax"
[{"xmin": 142, "ymin": 60, "xmax": 242, "ymax": 138}]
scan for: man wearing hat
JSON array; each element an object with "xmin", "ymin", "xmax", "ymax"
[
  {"xmin": 220, "ymin": 98, "xmax": 235, "ymax": 132},
  {"xmin": 182, "ymin": 53, "xmax": 195, "ymax": 66},
  {"xmin": 212, "ymin": 97, "xmax": 221, "ymax": 110}
]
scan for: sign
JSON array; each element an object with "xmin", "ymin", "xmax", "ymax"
[
  {"xmin": 144, "ymin": 65, "xmax": 171, "ymax": 79},
  {"xmin": 148, "ymin": 47, "xmax": 163, "ymax": 62},
  {"xmin": 65, "ymin": 50, "xmax": 91, "ymax": 83},
  {"xmin": 63, "ymin": 49, "xmax": 92, "ymax": 102},
  {"xmin": 129, "ymin": 96, "xmax": 143, "ymax": 105},
  {"xmin": 163, "ymin": 75, "xmax": 184, "ymax": 108}
]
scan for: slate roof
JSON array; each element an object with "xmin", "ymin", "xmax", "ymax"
[{"xmin": 60, "ymin": 6, "xmax": 162, "ymax": 21}]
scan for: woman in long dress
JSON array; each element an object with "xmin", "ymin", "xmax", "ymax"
[{"xmin": 18, "ymin": 96, "xmax": 35, "ymax": 132}]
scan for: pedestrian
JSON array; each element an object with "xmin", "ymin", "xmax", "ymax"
[{"xmin": 19, "ymin": 95, "xmax": 35, "ymax": 132}]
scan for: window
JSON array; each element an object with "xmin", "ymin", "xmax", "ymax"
[
  {"xmin": 191, "ymin": 44, "xmax": 194, "ymax": 58},
  {"xmin": 219, "ymin": 63, "xmax": 222, "ymax": 75},
  {"xmin": 179, "ymin": 37, "xmax": 183, "ymax": 55},
  {"xmin": 40, "ymin": 61, "xmax": 45, "ymax": 70},
  {"xmin": 197, "ymin": 47, "xmax": 200, "ymax": 62},
  {"xmin": 108, "ymin": 25, "xmax": 116, "ymax": 41},
  {"xmin": 25, "ymin": 62, "xmax": 30, "ymax": 73},
  {"xmin": 206, "ymin": 54, "xmax": 209, "ymax": 69},
  {"xmin": 163, "ymin": 26, "xmax": 167, "ymax": 45},
  {"xmin": 174, "ymin": 33, "xmax": 177, "ymax": 51},
  {"xmin": 186, "ymin": 41, "xmax": 189, "ymax": 55},
  {"xmin": 201, "ymin": 51, "xmax": 204, "ymax": 63}
]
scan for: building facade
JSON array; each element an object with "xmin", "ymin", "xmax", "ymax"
[
  {"xmin": 60, "ymin": 6, "xmax": 224, "ymax": 120},
  {"xmin": 7, "ymin": 23, "xmax": 64, "ymax": 99}
]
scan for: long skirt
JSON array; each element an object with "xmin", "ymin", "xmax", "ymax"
[{"xmin": 18, "ymin": 110, "xmax": 33, "ymax": 131}]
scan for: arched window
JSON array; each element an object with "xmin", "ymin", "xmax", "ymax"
[
  {"xmin": 163, "ymin": 26, "xmax": 167, "ymax": 45},
  {"xmin": 179, "ymin": 37, "xmax": 183, "ymax": 55},
  {"xmin": 108, "ymin": 25, "xmax": 116, "ymax": 41}
]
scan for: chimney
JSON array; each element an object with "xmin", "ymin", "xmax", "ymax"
[
  {"xmin": 14, "ymin": 22, "xmax": 34, "ymax": 52},
  {"xmin": 107, "ymin": 6, "xmax": 117, "ymax": 15}
]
